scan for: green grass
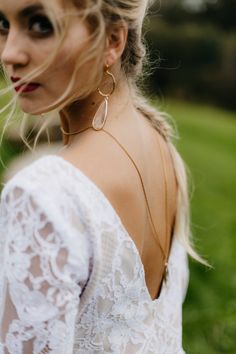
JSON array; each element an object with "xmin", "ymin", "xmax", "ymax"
[
  {"xmin": 153, "ymin": 100, "xmax": 236, "ymax": 354},
  {"xmin": 1, "ymin": 99, "xmax": 236, "ymax": 353}
]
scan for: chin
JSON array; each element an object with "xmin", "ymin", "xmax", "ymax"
[
  {"xmin": 20, "ymin": 104, "xmax": 42, "ymax": 116},
  {"xmin": 18, "ymin": 98, "xmax": 51, "ymax": 116}
]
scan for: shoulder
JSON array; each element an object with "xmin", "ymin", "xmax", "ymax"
[
  {"xmin": 0, "ymin": 153, "xmax": 120, "ymax": 231},
  {"xmin": 0, "ymin": 155, "xmax": 90, "ymax": 227},
  {"xmin": 2, "ymin": 155, "xmax": 62, "ymax": 195},
  {"xmin": 1, "ymin": 154, "xmax": 88, "ymax": 200}
]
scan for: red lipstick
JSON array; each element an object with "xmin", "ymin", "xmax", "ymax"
[
  {"xmin": 15, "ymin": 83, "xmax": 40, "ymax": 93},
  {"xmin": 11, "ymin": 77, "xmax": 40, "ymax": 93}
]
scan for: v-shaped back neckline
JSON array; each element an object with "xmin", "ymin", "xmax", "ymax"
[{"xmin": 43, "ymin": 154, "xmax": 177, "ymax": 303}]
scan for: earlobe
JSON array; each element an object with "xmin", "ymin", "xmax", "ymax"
[{"xmin": 105, "ymin": 51, "xmax": 117, "ymax": 68}]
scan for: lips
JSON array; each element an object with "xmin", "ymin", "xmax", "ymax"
[
  {"xmin": 11, "ymin": 77, "xmax": 40, "ymax": 93},
  {"xmin": 15, "ymin": 83, "xmax": 40, "ymax": 93}
]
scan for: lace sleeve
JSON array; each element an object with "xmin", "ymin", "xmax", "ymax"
[{"xmin": 0, "ymin": 185, "xmax": 92, "ymax": 354}]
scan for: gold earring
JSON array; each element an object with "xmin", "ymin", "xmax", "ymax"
[{"xmin": 92, "ymin": 65, "xmax": 117, "ymax": 131}]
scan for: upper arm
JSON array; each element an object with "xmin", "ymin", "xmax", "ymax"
[{"xmin": 0, "ymin": 185, "xmax": 92, "ymax": 354}]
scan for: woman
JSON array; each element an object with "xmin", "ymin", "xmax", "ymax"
[{"xmin": 0, "ymin": 0, "xmax": 207, "ymax": 353}]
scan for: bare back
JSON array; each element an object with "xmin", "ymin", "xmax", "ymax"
[{"xmin": 59, "ymin": 111, "xmax": 178, "ymax": 300}]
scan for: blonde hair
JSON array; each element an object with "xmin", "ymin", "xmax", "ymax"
[{"xmin": 0, "ymin": 0, "xmax": 210, "ymax": 266}]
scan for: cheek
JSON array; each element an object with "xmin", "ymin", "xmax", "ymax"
[
  {"xmin": 44, "ymin": 35, "xmax": 93, "ymax": 94},
  {"xmin": 54, "ymin": 22, "xmax": 93, "ymax": 87},
  {"xmin": 30, "ymin": 38, "xmax": 57, "ymax": 64},
  {"xmin": 33, "ymin": 21, "xmax": 96, "ymax": 102},
  {"xmin": 43, "ymin": 48, "xmax": 83, "ymax": 92},
  {"xmin": 0, "ymin": 40, "xmax": 5, "ymax": 57}
]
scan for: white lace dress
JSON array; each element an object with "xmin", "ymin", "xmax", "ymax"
[{"xmin": 0, "ymin": 155, "xmax": 189, "ymax": 354}]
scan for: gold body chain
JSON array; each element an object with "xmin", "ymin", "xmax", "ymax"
[{"xmin": 60, "ymin": 124, "xmax": 170, "ymax": 283}]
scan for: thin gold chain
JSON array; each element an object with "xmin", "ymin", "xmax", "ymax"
[
  {"xmin": 100, "ymin": 128, "xmax": 168, "ymax": 262},
  {"xmin": 60, "ymin": 125, "xmax": 170, "ymax": 276},
  {"xmin": 60, "ymin": 126, "xmax": 92, "ymax": 136}
]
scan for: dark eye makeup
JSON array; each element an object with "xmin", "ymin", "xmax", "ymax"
[
  {"xmin": 0, "ymin": 16, "xmax": 9, "ymax": 35},
  {"xmin": 0, "ymin": 12, "xmax": 54, "ymax": 38},
  {"xmin": 29, "ymin": 14, "xmax": 54, "ymax": 36}
]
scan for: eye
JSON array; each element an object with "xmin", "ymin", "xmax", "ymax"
[
  {"xmin": 0, "ymin": 16, "xmax": 9, "ymax": 35},
  {"xmin": 29, "ymin": 15, "xmax": 54, "ymax": 36}
]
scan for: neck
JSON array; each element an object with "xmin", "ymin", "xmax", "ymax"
[{"xmin": 59, "ymin": 77, "xmax": 134, "ymax": 146}]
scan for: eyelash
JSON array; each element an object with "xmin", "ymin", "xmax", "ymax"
[{"xmin": 0, "ymin": 14, "xmax": 54, "ymax": 38}]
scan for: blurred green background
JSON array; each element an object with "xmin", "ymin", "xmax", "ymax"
[
  {"xmin": 147, "ymin": 2, "xmax": 236, "ymax": 352},
  {"xmin": 0, "ymin": 1, "xmax": 236, "ymax": 353},
  {"xmin": 160, "ymin": 100, "xmax": 236, "ymax": 354}
]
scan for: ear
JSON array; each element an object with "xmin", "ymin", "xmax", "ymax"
[{"xmin": 104, "ymin": 21, "xmax": 128, "ymax": 67}]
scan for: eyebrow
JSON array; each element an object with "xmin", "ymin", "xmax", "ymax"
[
  {"xmin": 19, "ymin": 4, "xmax": 44, "ymax": 18},
  {"xmin": 0, "ymin": 4, "xmax": 44, "ymax": 19}
]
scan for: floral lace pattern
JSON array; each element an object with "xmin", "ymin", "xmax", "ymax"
[{"xmin": 0, "ymin": 155, "xmax": 189, "ymax": 353}]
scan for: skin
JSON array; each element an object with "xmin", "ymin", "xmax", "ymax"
[{"xmin": 0, "ymin": 0, "xmax": 178, "ymax": 300}]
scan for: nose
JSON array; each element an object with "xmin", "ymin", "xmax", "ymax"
[{"xmin": 1, "ymin": 29, "xmax": 29, "ymax": 68}]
